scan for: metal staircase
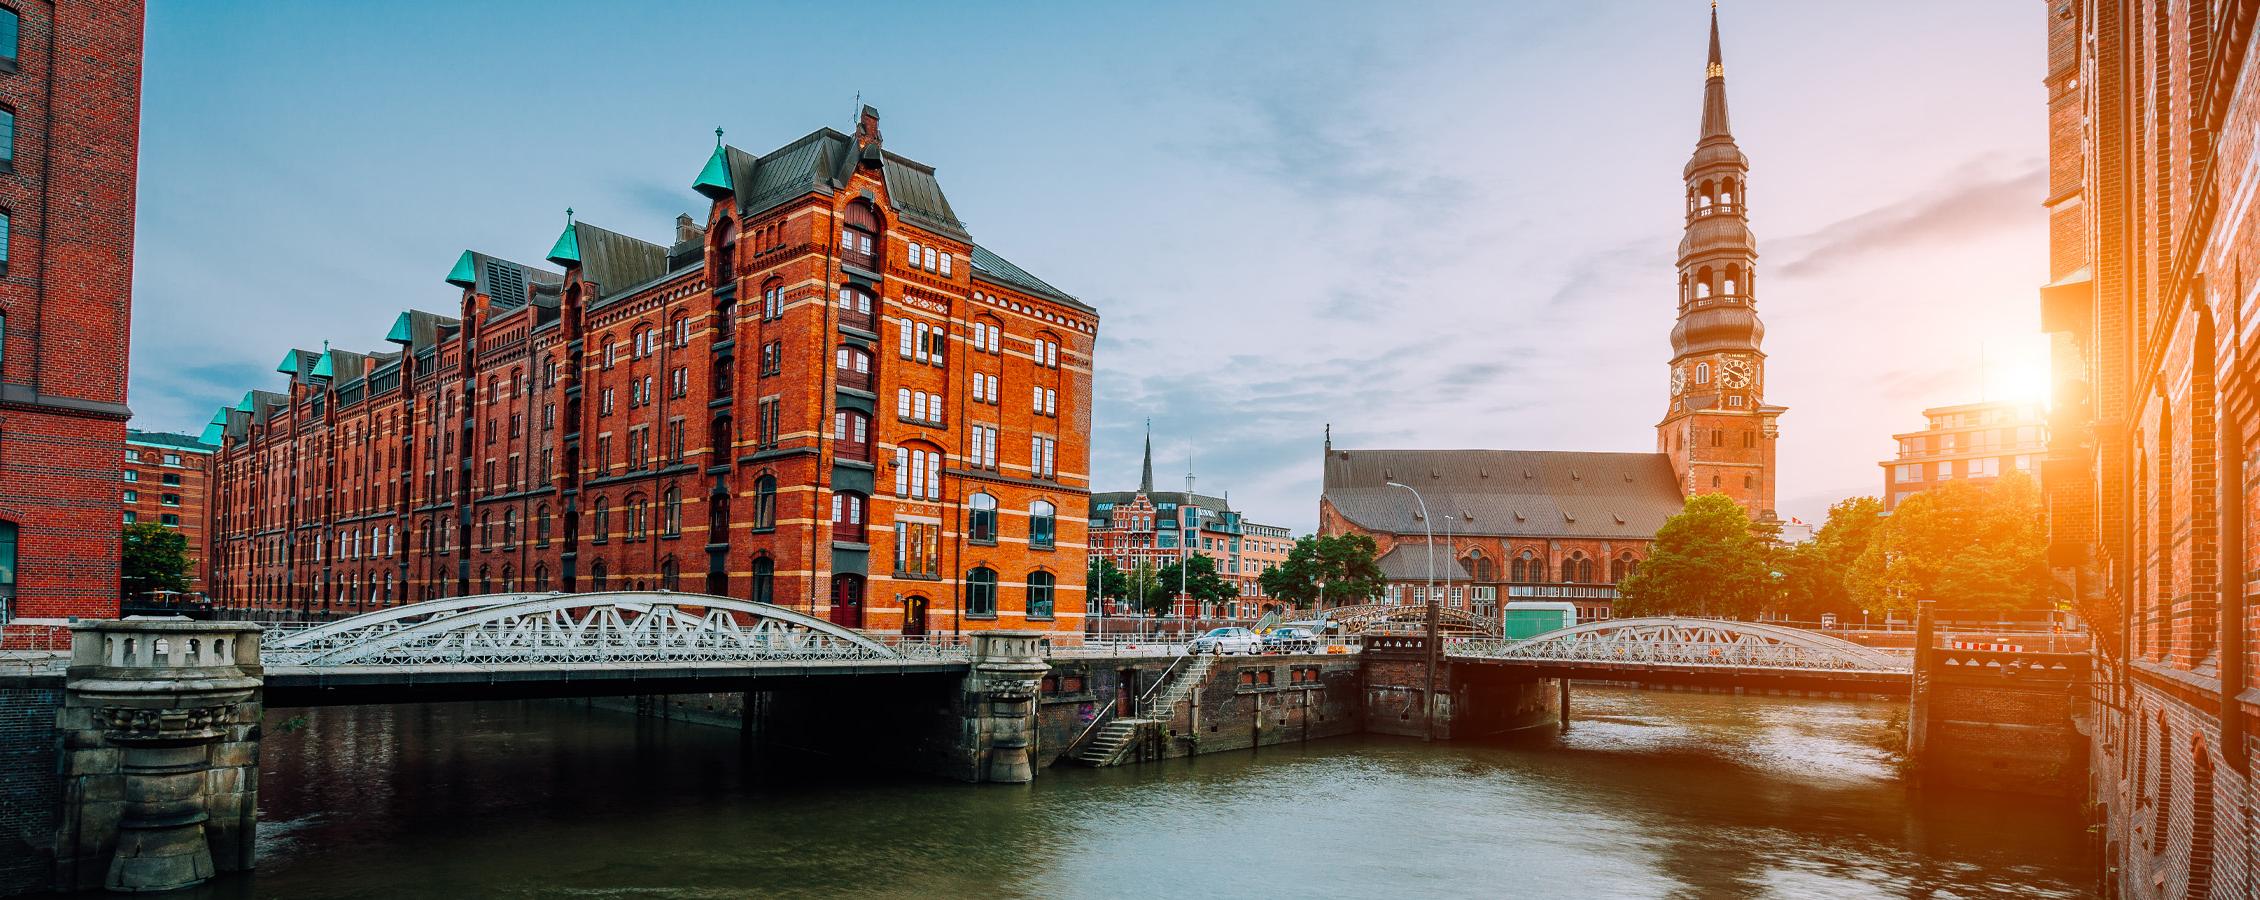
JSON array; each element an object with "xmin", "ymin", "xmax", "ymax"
[{"xmin": 1069, "ymin": 654, "xmax": 1214, "ymax": 767}]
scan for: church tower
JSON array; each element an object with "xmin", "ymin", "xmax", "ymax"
[{"xmin": 1659, "ymin": 3, "xmax": 1783, "ymax": 520}]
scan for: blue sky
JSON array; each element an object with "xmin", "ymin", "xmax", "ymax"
[{"xmin": 130, "ymin": 1, "xmax": 2045, "ymax": 532}]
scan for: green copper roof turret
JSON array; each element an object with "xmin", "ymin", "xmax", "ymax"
[
  {"xmin": 445, "ymin": 250, "xmax": 478, "ymax": 288},
  {"xmin": 546, "ymin": 209, "xmax": 581, "ymax": 267},
  {"xmin": 276, "ymin": 350, "xmax": 302, "ymax": 375},
  {"xmin": 311, "ymin": 350, "xmax": 334, "ymax": 379},
  {"xmin": 693, "ymin": 144, "xmax": 734, "ymax": 200},
  {"xmin": 386, "ymin": 311, "xmax": 414, "ymax": 344},
  {"xmin": 199, "ymin": 423, "xmax": 224, "ymax": 446},
  {"xmin": 208, "ymin": 408, "xmax": 228, "ymax": 426},
  {"xmin": 235, "ymin": 392, "xmax": 256, "ymax": 413}
]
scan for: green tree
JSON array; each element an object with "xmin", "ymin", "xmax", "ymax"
[
  {"xmin": 1616, "ymin": 494, "xmax": 1778, "ymax": 618},
  {"xmin": 1124, "ymin": 560, "xmax": 1173, "ymax": 617},
  {"xmin": 1158, "ymin": 552, "xmax": 1239, "ymax": 615},
  {"xmin": 1086, "ymin": 556, "xmax": 1131, "ymax": 608},
  {"xmin": 121, "ymin": 523, "xmax": 191, "ymax": 598},
  {"xmin": 1848, "ymin": 473, "xmax": 2049, "ymax": 615},
  {"xmin": 1257, "ymin": 533, "xmax": 1386, "ymax": 608},
  {"xmin": 1778, "ymin": 496, "xmax": 1885, "ymax": 621}
]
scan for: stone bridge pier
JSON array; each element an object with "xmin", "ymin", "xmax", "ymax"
[{"xmin": 52, "ymin": 620, "xmax": 264, "ymax": 894}]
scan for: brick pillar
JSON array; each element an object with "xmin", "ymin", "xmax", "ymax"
[{"xmin": 54, "ymin": 620, "xmax": 263, "ymax": 893}]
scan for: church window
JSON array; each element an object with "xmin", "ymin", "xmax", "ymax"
[
  {"xmin": 1695, "ymin": 363, "xmax": 1710, "ymax": 384},
  {"xmin": 1695, "ymin": 268, "xmax": 1713, "ymax": 299},
  {"xmin": 1712, "ymin": 429, "xmax": 1723, "ymax": 447},
  {"xmin": 1712, "ymin": 475, "xmax": 1722, "ymax": 488},
  {"xmin": 1744, "ymin": 475, "xmax": 1755, "ymax": 489}
]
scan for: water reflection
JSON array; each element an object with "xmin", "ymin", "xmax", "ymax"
[{"xmin": 191, "ymin": 687, "xmax": 2088, "ymax": 899}]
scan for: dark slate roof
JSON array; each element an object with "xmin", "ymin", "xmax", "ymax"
[
  {"xmin": 126, "ymin": 430, "xmax": 216, "ymax": 452},
  {"xmin": 395, "ymin": 309, "xmax": 460, "ymax": 353},
  {"xmin": 1375, "ymin": 544, "xmax": 1474, "ymax": 581},
  {"xmin": 574, "ymin": 222, "xmax": 667, "ymax": 303},
  {"xmin": 727, "ymin": 130, "xmax": 851, "ymax": 219},
  {"xmin": 1322, "ymin": 449, "xmax": 1686, "ymax": 540},
  {"xmin": 880, "ymin": 152, "xmax": 968, "ymax": 239},
  {"xmin": 971, "ymin": 244, "xmax": 1090, "ymax": 312}
]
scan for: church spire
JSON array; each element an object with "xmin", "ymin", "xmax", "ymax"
[
  {"xmin": 1139, "ymin": 419, "xmax": 1154, "ymax": 494},
  {"xmin": 1700, "ymin": 2, "xmax": 1732, "ymax": 142}
]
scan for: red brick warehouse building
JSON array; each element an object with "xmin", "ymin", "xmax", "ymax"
[
  {"xmin": 0, "ymin": 1, "xmax": 143, "ymax": 624},
  {"xmin": 207, "ymin": 108, "xmax": 1096, "ymax": 639},
  {"xmin": 2037, "ymin": 0, "xmax": 2260, "ymax": 894},
  {"xmin": 1319, "ymin": 6, "xmax": 1782, "ymax": 623},
  {"xmin": 121, "ymin": 429, "xmax": 218, "ymax": 593}
]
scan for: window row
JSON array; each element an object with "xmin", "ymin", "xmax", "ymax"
[
  {"xmin": 962, "ymin": 567, "xmax": 1055, "ymax": 619},
  {"xmin": 903, "ymin": 241, "xmax": 954, "ymax": 276},
  {"xmin": 896, "ymin": 389, "xmax": 946, "ymax": 425},
  {"xmin": 966, "ymin": 494, "xmax": 1057, "ymax": 548}
]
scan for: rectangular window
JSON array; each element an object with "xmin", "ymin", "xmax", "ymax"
[
  {"xmin": 123, "ymin": 490, "xmax": 136, "ymax": 503},
  {"xmin": 929, "ymin": 393, "xmax": 943, "ymax": 425},
  {"xmin": 899, "ymin": 319, "xmax": 914, "ymax": 358},
  {"xmin": 1044, "ymin": 389, "xmax": 1056, "ymax": 416},
  {"xmin": 161, "ymin": 514, "xmax": 180, "ymax": 527},
  {"xmin": 123, "ymin": 470, "xmax": 137, "ymax": 482},
  {"xmin": 0, "ymin": 9, "xmax": 17, "ymax": 67},
  {"xmin": 1032, "ymin": 436, "xmax": 1056, "ymax": 478},
  {"xmin": 938, "ymin": 253, "xmax": 952, "ymax": 276},
  {"xmin": 909, "ymin": 449, "xmax": 927, "ymax": 499},
  {"xmin": 926, "ymin": 452, "xmax": 940, "ymax": 500},
  {"xmin": 894, "ymin": 447, "xmax": 910, "ymax": 496},
  {"xmin": 123, "ymin": 511, "xmax": 136, "ymax": 525},
  {"xmin": 1936, "ymin": 461, "xmax": 1952, "ymax": 480},
  {"xmin": 162, "ymin": 474, "xmax": 181, "ymax": 486},
  {"xmin": 897, "ymin": 388, "xmax": 912, "ymax": 419},
  {"xmin": 0, "ymin": 107, "xmax": 14, "ymax": 171}
]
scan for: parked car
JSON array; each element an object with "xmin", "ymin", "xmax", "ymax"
[
  {"xmin": 1189, "ymin": 627, "xmax": 1262, "ymax": 655},
  {"xmin": 1261, "ymin": 626, "xmax": 1321, "ymax": 654}
]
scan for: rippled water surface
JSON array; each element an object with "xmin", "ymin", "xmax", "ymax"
[{"xmin": 199, "ymin": 687, "xmax": 2092, "ymax": 899}]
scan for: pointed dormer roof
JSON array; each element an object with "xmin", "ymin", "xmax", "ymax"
[
  {"xmin": 1700, "ymin": 3, "xmax": 1732, "ymax": 142},
  {"xmin": 1139, "ymin": 421, "xmax": 1155, "ymax": 494}
]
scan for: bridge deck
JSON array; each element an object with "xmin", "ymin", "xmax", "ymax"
[{"xmin": 265, "ymin": 658, "xmax": 973, "ymax": 707}]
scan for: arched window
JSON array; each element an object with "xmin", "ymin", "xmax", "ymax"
[
  {"xmin": 479, "ymin": 565, "xmax": 492, "ymax": 593},
  {"xmin": 1512, "ymin": 550, "xmax": 1545, "ymax": 583},
  {"xmin": 536, "ymin": 504, "xmax": 551, "ymax": 546},
  {"xmin": 1694, "ymin": 267, "xmax": 1713, "ymax": 299},
  {"xmin": 831, "ymin": 490, "xmax": 867, "ymax": 542},
  {"xmin": 1721, "ymin": 176, "xmax": 1737, "ymax": 207},
  {"xmin": 590, "ymin": 558, "xmax": 608, "ymax": 591},
  {"xmin": 1611, "ymin": 552, "xmax": 1638, "ymax": 582},
  {"xmin": 1695, "ymin": 362, "xmax": 1711, "ymax": 384},
  {"xmin": 1578, "ymin": 556, "xmax": 1594, "ymax": 583},
  {"xmin": 842, "ymin": 201, "xmax": 879, "ymax": 269},
  {"xmin": 624, "ymin": 493, "xmax": 647, "ymax": 541},
  {"xmin": 503, "ymin": 509, "xmax": 518, "ymax": 548},
  {"xmin": 501, "ymin": 564, "xmax": 514, "ymax": 592},
  {"xmin": 709, "ymin": 491, "xmax": 731, "ymax": 538},
  {"xmin": 592, "ymin": 498, "xmax": 610, "ymax": 544},
  {"xmin": 1723, "ymin": 264, "xmax": 1739, "ymax": 297},
  {"xmin": 534, "ymin": 563, "xmax": 550, "ymax": 592},
  {"xmin": 663, "ymin": 485, "xmax": 682, "ymax": 537},
  {"xmin": 1030, "ymin": 500, "xmax": 1057, "ymax": 549},
  {"xmin": 661, "ymin": 556, "xmax": 680, "ymax": 592},
  {"xmin": 670, "ymin": 313, "xmax": 691, "ymax": 349},
  {"xmin": 754, "ymin": 475, "xmax": 777, "ymax": 529},
  {"xmin": 1466, "ymin": 549, "xmax": 1495, "ymax": 582},
  {"xmin": 835, "ymin": 345, "xmax": 872, "ymax": 390},
  {"xmin": 479, "ymin": 513, "xmax": 493, "ymax": 550},
  {"xmin": 1698, "ymin": 179, "xmax": 1715, "ymax": 210},
  {"xmin": 968, "ymin": 493, "xmax": 998, "ymax": 543},
  {"xmin": 1027, "ymin": 571, "xmax": 1056, "ymax": 619},
  {"xmin": 750, "ymin": 556, "xmax": 774, "ymax": 605},
  {"xmin": 966, "ymin": 567, "xmax": 998, "ymax": 617}
]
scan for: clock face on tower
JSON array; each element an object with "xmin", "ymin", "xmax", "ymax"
[
  {"xmin": 1719, "ymin": 357, "xmax": 1755, "ymax": 389},
  {"xmin": 1670, "ymin": 366, "xmax": 1686, "ymax": 395}
]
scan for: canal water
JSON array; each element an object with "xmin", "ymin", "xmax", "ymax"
[{"xmin": 202, "ymin": 686, "xmax": 2092, "ymax": 899}]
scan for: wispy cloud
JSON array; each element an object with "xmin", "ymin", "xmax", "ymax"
[{"xmin": 1772, "ymin": 159, "xmax": 2044, "ymax": 278}]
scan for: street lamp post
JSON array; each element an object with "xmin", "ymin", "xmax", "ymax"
[{"xmin": 1386, "ymin": 480, "xmax": 1439, "ymax": 742}]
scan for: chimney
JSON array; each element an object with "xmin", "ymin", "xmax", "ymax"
[
  {"xmin": 855, "ymin": 105, "xmax": 883, "ymax": 151},
  {"xmin": 675, "ymin": 213, "xmax": 701, "ymax": 244}
]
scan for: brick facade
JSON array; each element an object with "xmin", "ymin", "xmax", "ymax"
[
  {"xmin": 2038, "ymin": 1, "xmax": 2260, "ymax": 896},
  {"xmin": 120, "ymin": 430, "xmax": 217, "ymax": 593},
  {"xmin": 205, "ymin": 109, "xmax": 1094, "ymax": 639},
  {"xmin": 1877, "ymin": 401, "xmax": 2047, "ymax": 509},
  {"xmin": 0, "ymin": 1, "xmax": 143, "ymax": 623}
]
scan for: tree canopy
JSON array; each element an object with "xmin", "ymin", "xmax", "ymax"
[
  {"xmin": 1615, "ymin": 494, "xmax": 1778, "ymax": 618},
  {"xmin": 1778, "ymin": 496, "xmax": 1885, "ymax": 621},
  {"xmin": 1848, "ymin": 473, "xmax": 2050, "ymax": 614},
  {"xmin": 1158, "ymin": 552, "xmax": 1239, "ymax": 612},
  {"xmin": 121, "ymin": 523, "xmax": 191, "ymax": 598},
  {"xmin": 1257, "ymin": 533, "xmax": 1386, "ymax": 608}
]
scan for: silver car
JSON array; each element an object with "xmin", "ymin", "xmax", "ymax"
[
  {"xmin": 1261, "ymin": 626, "xmax": 1321, "ymax": 654},
  {"xmin": 1189, "ymin": 626, "xmax": 1262, "ymax": 655}
]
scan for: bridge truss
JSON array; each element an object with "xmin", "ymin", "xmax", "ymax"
[
  {"xmin": 261, "ymin": 592, "xmax": 910, "ymax": 668},
  {"xmin": 1323, "ymin": 603, "xmax": 1499, "ymax": 637},
  {"xmin": 1450, "ymin": 617, "xmax": 1909, "ymax": 673}
]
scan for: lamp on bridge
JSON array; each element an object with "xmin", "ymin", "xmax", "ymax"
[{"xmin": 1384, "ymin": 480, "xmax": 1440, "ymax": 742}]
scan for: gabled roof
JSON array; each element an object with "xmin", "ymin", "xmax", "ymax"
[
  {"xmin": 879, "ymin": 152, "xmax": 967, "ymax": 239},
  {"xmin": 1322, "ymin": 449, "xmax": 1686, "ymax": 540},
  {"xmin": 566, "ymin": 221, "xmax": 667, "ymax": 303}
]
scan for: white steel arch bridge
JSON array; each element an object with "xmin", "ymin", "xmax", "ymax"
[
  {"xmin": 261, "ymin": 591, "xmax": 936, "ymax": 669},
  {"xmin": 1449, "ymin": 617, "xmax": 1910, "ymax": 675}
]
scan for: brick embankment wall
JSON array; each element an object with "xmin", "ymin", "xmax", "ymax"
[{"xmin": 1917, "ymin": 649, "xmax": 2089, "ymax": 799}]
